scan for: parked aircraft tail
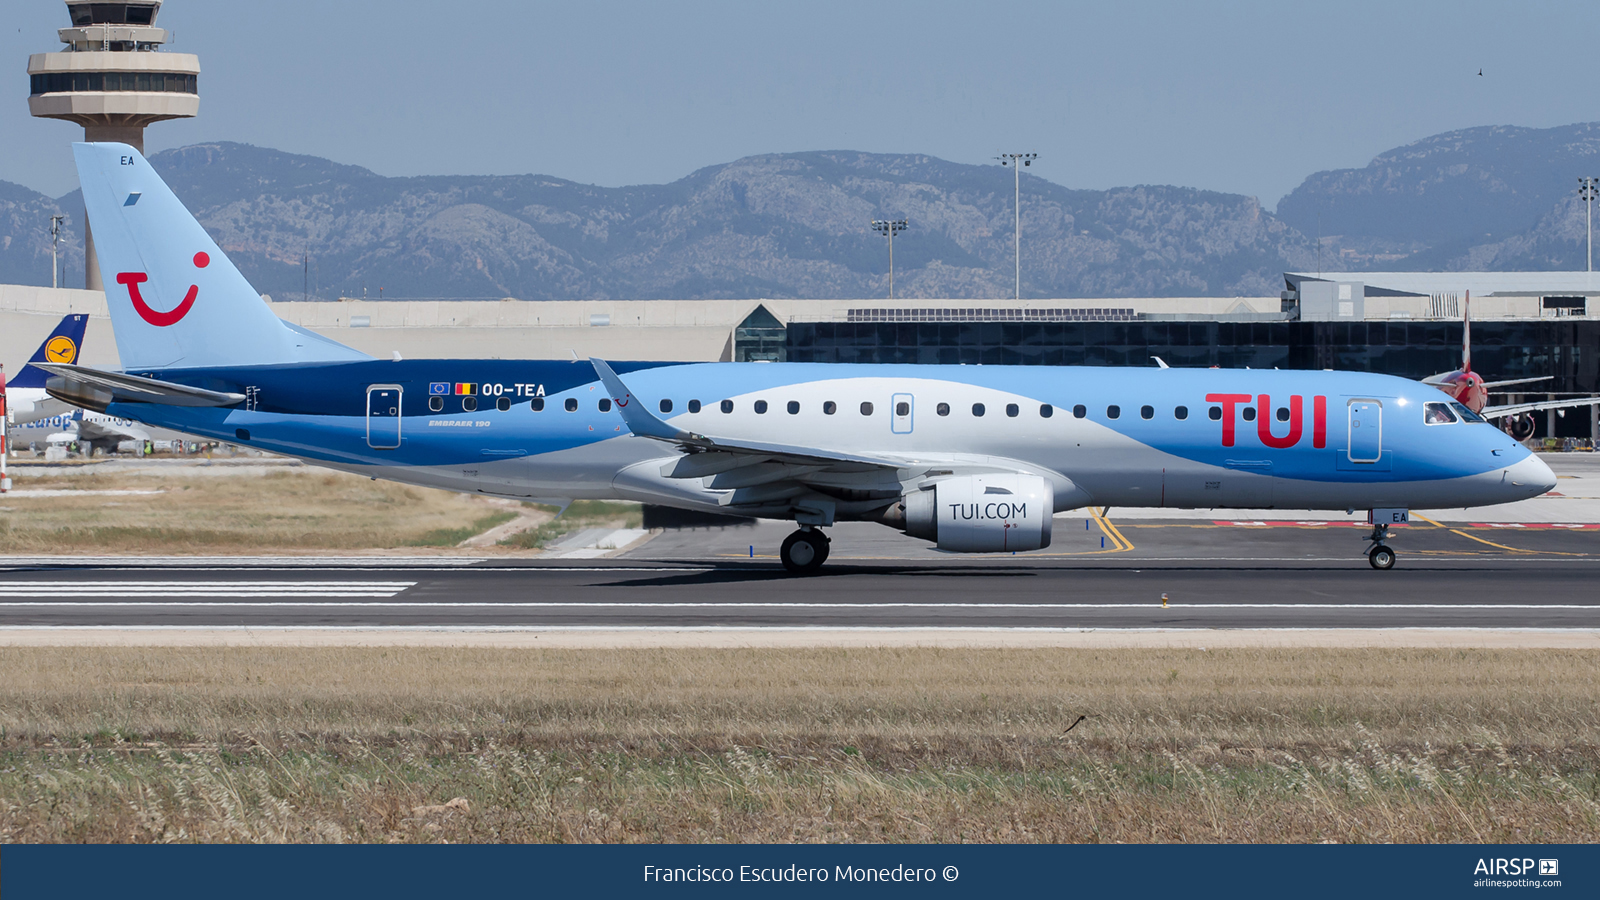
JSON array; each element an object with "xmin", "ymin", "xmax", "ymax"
[
  {"xmin": 7, "ymin": 313, "xmax": 89, "ymax": 389},
  {"xmin": 71, "ymin": 142, "xmax": 370, "ymax": 370}
]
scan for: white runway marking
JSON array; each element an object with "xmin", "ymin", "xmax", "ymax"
[
  {"xmin": 0, "ymin": 581, "xmax": 414, "ymax": 598},
  {"xmin": 0, "ymin": 600, "xmax": 1593, "ymax": 610},
  {"xmin": 0, "ymin": 489, "xmax": 166, "ymax": 497},
  {"xmin": 0, "ymin": 557, "xmax": 483, "ymax": 568}
]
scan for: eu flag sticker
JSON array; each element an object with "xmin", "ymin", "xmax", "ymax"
[{"xmin": 429, "ymin": 383, "xmax": 450, "ymax": 396}]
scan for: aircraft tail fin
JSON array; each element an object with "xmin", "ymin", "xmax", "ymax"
[
  {"xmin": 7, "ymin": 314, "xmax": 89, "ymax": 389},
  {"xmin": 71, "ymin": 142, "xmax": 371, "ymax": 370},
  {"xmin": 1462, "ymin": 290, "xmax": 1471, "ymax": 373}
]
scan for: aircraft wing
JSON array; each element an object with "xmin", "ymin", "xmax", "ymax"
[
  {"xmin": 1480, "ymin": 396, "xmax": 1600, "ymax": 420},
  {"xmin": 36, "ymin": 363, "xmax": 245, "ymax": 411},
  {"xmin": 75, "ymin": 415, "xmax": 151, "ymax": 445},
  {"xmin": 1481, "ymin": 376, "xmax": 1554, "ymax": 389},
  {"xmin": 590, "ymin": 357, "xmax": 908, "ymax": 470},
  {"xmin": 590, "ymin": 358, "xmax": 1042, "ymax": 516}
]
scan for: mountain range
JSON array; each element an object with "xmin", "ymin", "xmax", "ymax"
[{"xmin": 2, "ymin": 121, "xmax": 1597, "ymax": 300}]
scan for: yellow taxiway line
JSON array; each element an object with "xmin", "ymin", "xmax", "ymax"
[{"xmin": 1411, "ymin": 512, "xmax": 1583, "ymax": 556}]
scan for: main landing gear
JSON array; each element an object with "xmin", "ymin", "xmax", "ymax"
[
  {"xmin": 1366, "ymin": 523, "xmax": 1396, "ymax": 570},
  {"xmin": 780, "ymin": 527, "xmax": 831, "ymax": 575}
]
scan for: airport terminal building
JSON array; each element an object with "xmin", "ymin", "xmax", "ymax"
[{"xmin": 4, "ymin": 269, "xmax": 1598, "ymax": 440}]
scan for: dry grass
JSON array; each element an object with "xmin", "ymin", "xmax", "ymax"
[
  {"xmin": 0, "ymin": 647, "xmax": 1595, "ymax": 843},
  {"xmin": 0, "ymin": 465, "xmax": 627, "ymax": 554},
  {"xmin": 500, "ymin": 500, "xmax": 645, "ymax": 550}
]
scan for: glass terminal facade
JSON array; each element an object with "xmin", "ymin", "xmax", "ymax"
[{"xmin": 768, "ymin": 318, "xmax": 1600, "ymax": 436}]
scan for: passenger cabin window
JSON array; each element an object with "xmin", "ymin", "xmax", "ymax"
[
  {"xmin": 1140, "ymin": 405, "xmax": 1154, "ymax": 420},
  {"xmin": 1040, "ymin": 404, "xmax": 1053, "ymax": 418},
  {"xmin": 1073, "ymin": 404, "xmax": 1086, "ymax": 418},
  {"xmin": 936, "ymin": 402, "xmax": 950, "ymax": 416},
  {"xmin": 660, "ymin": 399, "xmax": 673, "ymax": 414},
  {"xmin": 788, "ymin": 401, "xmax": 801, "ymax": 415},
  {"xmin": 1005, "ymin": 403, "xmax": 1019, "ymax": 417},
  {"xmin": 428, "ymin": 396, "xmax": 443, "ymax": 412},
  {"xmin": 565, "ymin": 398, "xmax": 578, "ymax": 412},
  {"xmin": 496, "ymin": 397, "xmax": 511, "ymax": 412},
  {"xmin": 531, "ymin": 398, "xmax": 545, "ymax": 412},
  {"xmin": 1242, "ymin": 407, "xmax": 1256, "ymax": 421},
  {"xmin": 860, "ymin": 402, "xmax": 874, "ymax": 416},
  {"xmin": 721, "ymin": 400, "xmax": 734, "ymax": 414},
  {"xmin": 972, "ymin": 403, "xmax": 986, "ymax": 417},
  {"xmin": 1106, "ymin": 405, "xmax": 1120, "ymax": 419},
  {"xmin": 688, "ymin": 399, "xmax": 701, "ymax": 413},
  {"xmin": 599, "ymin": 398, "xmax": 611, "ymax": 412},
  {"xmin": 1425, "ymin": 401, "xmax": 1460, "ymax": 425},
  {"xmin": 1174, "ymin": 406, "xmax": 1188, "ymax": 420},
  {"xmin": 1276, "ymin": 407, "xmax": 1290, "ymax": 422},
  {"xmin": 463, "ymin": 396, "xmax": 478, "ymax": 412},
  {"xmin": 1209, "ymin": 406, "xmax": 1221, "ymax": 420},
  {"xmin": 896, "ymin": 401, "xmax": 910, "ymax": 417},
  {"xmin": 824, "ymin": 401, "xmax": 837, "ymax": 415},
  {"xmin": 754, "ymin": 400, "xmax": 768, "ymax": 414},
  {"xmin": 1452, "ymin": 402, "xmax": 1488, "ymax": 424}
]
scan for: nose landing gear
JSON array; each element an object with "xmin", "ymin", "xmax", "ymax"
[
  {"xmin": 780, "ymin": 528, "xmax": 831, "ymax": 575},
  {"xmin": 1366, "ymin": 523, "xmax": 1396, "ymax": 570}
]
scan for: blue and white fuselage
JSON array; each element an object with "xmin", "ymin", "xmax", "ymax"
[
  {"xmin": 104, "ymin": 359, "xmax": 1549, "ymax": 514},
  {"xmin": 42, "ymin": 141, "xmax": 1556, "ymax": 571}
]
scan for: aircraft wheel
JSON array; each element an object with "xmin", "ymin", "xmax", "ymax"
[
  {"xmin": 1368, "ymin": 545, "xmax": 1396, "ymax": 570},
  {"xmin": 780, "ymin": 529, "xmax": 828, "ymax": 575}
]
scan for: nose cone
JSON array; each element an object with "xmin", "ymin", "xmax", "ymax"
[{"xmin": 1506, "ymin": 453, "xmax": 1557, "ymax": 497}]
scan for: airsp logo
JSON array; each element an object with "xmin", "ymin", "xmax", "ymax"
[
  {"xmin": 44, "ymin": 335, "xmax": 77, "ymax": 364},
  {"xmin": 1474, "ymin": 858, "xmax": 1547, "ymax": 876}
]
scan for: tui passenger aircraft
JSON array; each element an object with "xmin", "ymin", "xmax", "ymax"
[{"xmin": 39, "ymin": 143, "xmax": 1557, "ymax": 571}]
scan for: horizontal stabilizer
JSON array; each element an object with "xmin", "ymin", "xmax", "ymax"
[
  {"xmin": 1482, "ymin": 376, "xmax": 1554, "ymax": 389},
  {"xmin": 38, "ymin": 363, "xmax": 245, "ymax": 412},
  {"xmin": 1480, "ymin": 396, "xmax": 1600, "ymax": 420}
]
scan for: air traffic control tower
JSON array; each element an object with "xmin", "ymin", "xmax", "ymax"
[{"xmin": 27, "ymin": 1, "xmax": 199, "ymax": 290}]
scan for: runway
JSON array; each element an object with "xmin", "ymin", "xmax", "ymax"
[
  {"xmin": 1, "ymin": 521, "xmax": 1596, "ymax": 629},
  {"xmin": 4, "ymin": 453, "xmax": 1598, "ymax": 632}
]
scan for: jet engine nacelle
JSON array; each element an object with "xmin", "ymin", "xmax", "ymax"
[
  {"xmin": 1505, "ymin": 414, "xmax": 1536, "ymax": 442},
  {"xmin": 903, "ymin": 474, "xmax": 1054, "ymax": 552}
]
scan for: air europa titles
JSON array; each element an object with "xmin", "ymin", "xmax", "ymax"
[{"xmin": 1205, "ymin": 394, "xmax": 1327, "ymax": 449}]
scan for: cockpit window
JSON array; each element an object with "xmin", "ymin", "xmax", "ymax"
[
  {"xmin": 1451, "ymin": 402, "xmax": 1488, "ymax": 424},
  {"xmin": 1423, "ymin": 401, "xmax": 1458, "ymax": 425}
]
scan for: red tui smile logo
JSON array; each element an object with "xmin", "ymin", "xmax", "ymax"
[{"xmin": 119, "ymin": 251, "xmax": 209, "ymax": 327}]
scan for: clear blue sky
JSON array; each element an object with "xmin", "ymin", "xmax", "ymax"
[{"xmin": 6, "ymin": 1, "xmax": 1599, "ymax": 208}]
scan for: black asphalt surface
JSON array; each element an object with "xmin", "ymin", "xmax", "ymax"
[{"xmin": 1, "ymin": 517, "xmax": 1597, "ymax": 628}]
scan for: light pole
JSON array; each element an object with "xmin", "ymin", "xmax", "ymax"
[
  {"xmin": 1580, "ymin": 177, "xmax": 1598, "ymax": 273},
  {"xmin": 996, "ymin": 153, "xmax": 1037, "ymax": 300},
  {"xmin": 48, "ymin": 215, "xmax": 64, "ymax": 289},
  {"xmin": 870, "ymin": 219, "xmax": 908, "ymax": 299}
]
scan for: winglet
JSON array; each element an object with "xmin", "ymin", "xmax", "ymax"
[{"xmin": 589, "ymin": 358, "xmax": 700, "ymax": 443}]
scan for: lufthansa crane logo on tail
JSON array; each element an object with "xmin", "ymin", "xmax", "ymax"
[
  {"xmin": 118, "ymin": 251, "xmax": 209, "ymax": 327},
  {"xmin": 44, "ymin": 336, "xmax": 78, "ymax": 363}
]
